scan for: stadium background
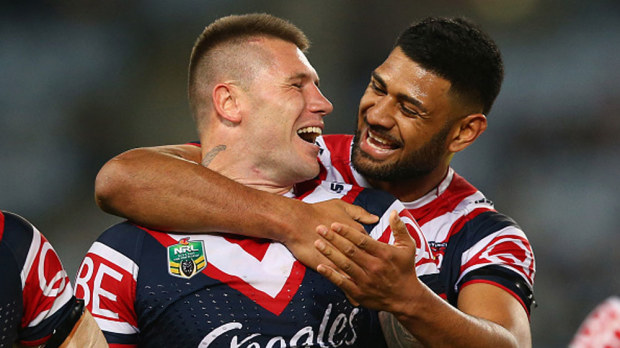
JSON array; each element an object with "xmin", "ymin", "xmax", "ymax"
[{"xmin": 1, "ymin": 1, "xmax": 618, "ymax": 346}]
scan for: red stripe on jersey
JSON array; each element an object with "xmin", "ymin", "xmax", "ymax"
[
  {"xmin": 222, "ymin": 234, "xmax": 270, "ymax": 261},
  {"xmin": 76, "ymin": 250, "xmax": 138, "ymax": 329},
  {"xmin": 205, "ymin": 260, "xmax": 306, "ymax": 316},
  {"xmin": 410, "ymin": 173, "xmax": 480, "ymax": 226},
  {"xmin": 461, "ymin": 279, "xmax": 530, "ymax": 319},
  {"xmin": 322, "ymin": 135, "xmax": 359, "ymax": 185},
  {"xmin": 21, "ymin": 234, "xmax": 72, "ymax": 330},
  {"xmin": 18, "ymin": 335, "xmax": 51, "ymax": 346},
  {"xmin": 435, "ymin": 207, "xmax": 489, "ymax": 247},
  {"xmin": 109, "ymin": 344, "xmax": 137, "ymax": 348},
  {"xmin": 146, "ymin": 231, "xmax": 307, "ymax": 316},
  {"xmin": 0, "ymin": 211, "xmax": 4, "ymax": 241},
  {"xmin": 340, "ymin": 185, "xmax": 364, "ymax": 204},
  {"xmin": 460, "ymin": 232, "xmax": 535, "ymax": 285}
]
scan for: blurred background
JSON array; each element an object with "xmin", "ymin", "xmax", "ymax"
[{"xmin": 1, "ymin": 0, "xmax": 618, "ymax": 346}]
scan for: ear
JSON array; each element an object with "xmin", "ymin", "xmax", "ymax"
[
  {"xmin": 212, "ymin": 83, "xmax": 242, "ymax": 124},
  {"xmin": 447, "ymin": 113, "xmax": 487, "ymax": 153}
]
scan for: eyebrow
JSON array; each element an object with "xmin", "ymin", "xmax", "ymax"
[
  {"xmin": 371, "ymin": 71, "xmax": 428, "ymax": 114},
  {"xmin": 288, "ymin": 72, "xmax": 320, "ymax": 86}
]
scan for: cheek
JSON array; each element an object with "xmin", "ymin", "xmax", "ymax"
[
  {"xmin": 398, "ymin": 122, "xmax": 426, "ymax": 148},
  {"xmin": 358, "ymin": 90, "xmax": 375, "ymax": 111}
]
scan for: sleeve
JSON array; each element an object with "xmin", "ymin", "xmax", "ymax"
[
  {"xmin": 74, "ymin": 222, "xmax": 142, "ymax": 348},
  {"xmin": 0, "ymin": 211, "xmax": 75, "ymax": 347},
  {"xmin": 455, "ymin": 212, "xmax": 536, "ymax": 315}
]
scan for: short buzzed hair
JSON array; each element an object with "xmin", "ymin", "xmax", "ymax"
[{"xmin": 188, "ymin": 13, "xmax": 309, "ymax": 125}]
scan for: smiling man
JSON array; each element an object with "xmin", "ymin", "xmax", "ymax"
[
  {"xmin": 76, "ymin": 14, "xmax": 437, "ymax": 347},
  {"xmin": 94, "ymin": 16, "xmax": 535, "ymax": 347}
]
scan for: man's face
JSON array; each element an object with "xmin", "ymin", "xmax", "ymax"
[
  {"xmin": 352, "ymin": 47, "xmax": 458, "ymax": 182},
  {"xmin": 243, "ymin": 38, "xmax": 333, "ymax": 186}
]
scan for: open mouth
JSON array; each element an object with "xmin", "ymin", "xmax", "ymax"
[
  {"xmin": 366, "ymin": 129, "xmax": 400, "ymax": 150},
  {"xmin": 297, "ymin": 126, "xmax": 322, "ymax": 144}
]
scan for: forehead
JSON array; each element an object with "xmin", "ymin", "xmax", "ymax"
[
  {"xmin": 259, "ymin": 37, "xmax": 319, "ymax": 80},
  {"xmin": 374, "ymin": 47, "xmax": 452, "ymax": 112}
]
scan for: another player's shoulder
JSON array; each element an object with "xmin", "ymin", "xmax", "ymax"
[
  {"xmin": 448, "ymin": 173, "xmax": 523, "ymax": 232},
  {"xmin": 0, "ymin": 211, "xmax": 40, "ymax": 263},
  {"xmin": 350, "ymin": 187, "xmax": 402, "ymax": 216},
  {"xmin": 92, "ymin": 221, "xmax": 149, "ymax": 261},
  {"xmin": 0, "ymin": 210, "xmax": 36, "ymax": 239},
  {"xmin": 304, "ymin": 181, "xmax": 399, "ymax": 215}
]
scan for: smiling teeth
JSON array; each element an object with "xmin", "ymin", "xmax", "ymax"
[
  {"xmin": 368, "ymin": 130, "xmax": 389, "ymax": 144},
  {"xmin": 297, "ymin": 127, "xmax": 322, "ymax": 135}
]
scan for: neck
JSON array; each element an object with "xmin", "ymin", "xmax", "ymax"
[
  {"xmin": 367, "ymin": 163, "xmax": 450, "ymax": 203},
  {"xmin": 202, "ymin": 142, "xmax": 293, "ymax": 196}
]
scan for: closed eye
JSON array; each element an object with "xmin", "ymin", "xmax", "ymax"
[
  {"xmin": 399, "ymin": 103, "xmax": 419, "ymax": 117},
  {"xmin": 370, "ymin": 79, "xmax": 386, "ymax": 95}
]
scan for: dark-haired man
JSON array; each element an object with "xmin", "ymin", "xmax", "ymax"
[
  {"xmin": 94, "ymin": 16, "xmax": 535, "ymax": 347},
  {"xmin": 76, "ymin": 13, "xmax": 438, "ymax": 347}
]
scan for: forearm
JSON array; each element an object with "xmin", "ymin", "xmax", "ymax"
[
  {"xmin": 392, "ymin": 282, "xmax": 523, "ymax": 348},
  {"xmin": 95, "ymin": 145, "xmax": 299, "ymax": 240}
]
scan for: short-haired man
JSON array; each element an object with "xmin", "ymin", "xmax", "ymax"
[
  {"xmin": 94, "ymin": 16, "xmax": 535, "ymax": 347},
  {"xmin": 76, "ymin": 14, "xmax": 437, "ymax": 347}
]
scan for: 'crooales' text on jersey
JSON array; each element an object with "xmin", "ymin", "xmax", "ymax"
[
  {"xmin": 313, "ymin": 134, "xmax": 536, "ymax": 315},
  {"xmin": 74, "ymin": 182, "xmax": 438, "ymax": 347}
]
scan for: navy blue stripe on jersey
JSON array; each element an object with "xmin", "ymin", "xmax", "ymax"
[
  {"xmin": 96, "ymin": 221, "xmax": 147, "ymax": 263},
  {"xmin": 350, "ymin": 188, "xmax": 399, "ymax": 235},
  {"xmin": 1, "ymin": 212, "xmax": 35, "ymax": 271},
  {"xmin": 0, "ymin": 234, "xmax": 23, "ymax": 347},
  {"xmin": 18, "ymin": 297, "xmax": 77, "ymax": 345},
  {"xmin": 460, "ymin": 265, "xmax": 535, "ymax": 313},
  {"xmin": 441, "ymin": 211, "xmax": 520, "ymax": 305},
  {"xmin": 102, "ymin": 330, "xmax": 138, "ymax": 346}
]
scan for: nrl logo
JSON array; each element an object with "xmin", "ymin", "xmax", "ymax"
[{"xmin": 168, "ymin": 237, "xmax": 206, "ymax": 278}]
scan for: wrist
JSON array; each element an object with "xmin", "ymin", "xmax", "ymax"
[
  {"xmin": 391, "ymin": 279, "xmax": 434, "ymax": 323},
  {"xmin": 257, "ymin": 193, "xmax": 304, "ymax": 243}
]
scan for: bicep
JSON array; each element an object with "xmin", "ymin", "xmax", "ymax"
[{"xmin": 457, "ymin": 282, "xmax": 531, "ymax": 347}]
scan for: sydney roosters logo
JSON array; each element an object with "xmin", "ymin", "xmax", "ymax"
[{"xmin": 199, "ymin": 303, "xmax": 360, "ymax": 347}]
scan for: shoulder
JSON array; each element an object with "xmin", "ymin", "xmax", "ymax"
[
  {"xmin": 0, "ymin": 211, "xmax": 37, "ymax": 250},
  {"xmin": 0, "ymin": 211, "xmax": 61, "ymax": 278},
  {"xmin": 350, "ymin": 187, "xmax": 401, "ymax": 217},
  {"xmin": 87, "ymin": 221, "xmax": 149, "ymax": 266}
]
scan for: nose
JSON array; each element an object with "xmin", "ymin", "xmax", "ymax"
[
  {"xmin": 307, "ymin": 83, "xmax": 333, "ymax": 117},
  {"xmin": 365, "ymin": 94, "xmax": 395, "ymax": 128}
]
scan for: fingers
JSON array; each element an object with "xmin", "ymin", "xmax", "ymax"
[
  {"xmin": 315, "ymin": 263, "xmax": 360, "ymax": 306},
  {"xmin": 314, "ymin": 225, "xmax": 369, "ymax": 280},
  {"xmin": 389, "ymin": 210, "xmax": 415, "ymax": 249},
  {"xmin": 346, "ymin": 204, "xmax": 379, "ymax": 225},
  {"xmin": 326, "ymin": 222, "xmax": 383, "ymax": 256}
]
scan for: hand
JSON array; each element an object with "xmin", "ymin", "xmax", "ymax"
[
  {"xmin": 280, "ymin": 199, "xmax": 378, "ymax": 271},
  {"xmin": 314, "ymin": 210, "xmax": 422, "ymax": 315}
]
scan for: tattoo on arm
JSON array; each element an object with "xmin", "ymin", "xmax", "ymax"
[
  {"xmin": 379, "ymin": 311, "xmax": 423, "ymax": 348},
  {"xmin": 202, "ymin": 145, "xmax": 227, "ymax": 167}
]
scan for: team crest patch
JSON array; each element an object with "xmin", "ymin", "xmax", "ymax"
[{"xmin": 168, "ymin": 237, "xmax": 206, "ymax": 278}]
